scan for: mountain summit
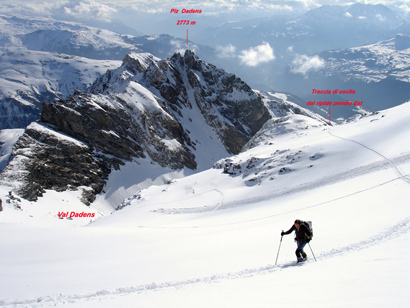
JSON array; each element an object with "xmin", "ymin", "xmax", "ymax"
[{"xmin": 0, "ymin": 50, "xmax": 272, "ymax": 203}]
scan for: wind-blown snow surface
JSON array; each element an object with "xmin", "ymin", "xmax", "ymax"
[{"xmin": 0, "ymin": 102, "xmax": 410, "ymax": 307}]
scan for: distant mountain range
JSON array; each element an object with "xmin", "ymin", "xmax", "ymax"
[
  {"xmin": 283, "ymin": 34, "xmax": 410, "ymax": 120},
  {"xmin": 2, "ymin": 4, "xmax": 410, "ymax": 128},
  {"xmin": 193, "ymin": 4, "xmax": 410, "ymax": 120},
  {"xmin": 195, "ymin": 4, "xmax": 410, "ymax": 54},
  {"xmin": 0, "ymin": 48, "xmax": 121, "ymax": 129},
  {"xmin": 0, "ymin": 15, "xmax": 214, "ymax": 129}
]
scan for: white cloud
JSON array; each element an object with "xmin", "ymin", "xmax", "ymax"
[
  {"xmin": 170, "ymin": 39, "xmax": 198, "ymax": 55},
  {"xmin": 376, "ymin": 14, "xmax": 386, "ymax": 22},
  {"xmin": 63, "ymin": 0, "xmax": 117, "ymax": 21},
  {"xmin": 239, "ymin": 42, "xmax": 275, "ymax": 67},
  {"xmin": 247, "ymin": 2, "xmax": 294, "ymax": 11},
  {"xmin": 0, "ymin": 0, "xmax": 118, "ymax": 21},
  {"xmin": 290, "ymin": 54, "xmax": 325, "ymax": 76},
  {"xmin": 0, "ymin": 1, "xmax": 67, "ymax": 16},
  {"xmin": 398, "ymin": 4, "xmax": 410, "ymax": 16},
  {"xmin": 215, "ymin": 44, "xmax": 237, "ymax": 58},
  {"xmin": 287, "ymin": 45, "xmax": 294, "ymax": 53},
  {"xmin": 170, "ymin": 39, "xmax": 187, "ymax": 55}
]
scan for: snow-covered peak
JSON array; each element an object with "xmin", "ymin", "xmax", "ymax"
[
  {"xmin": 299, "ymin": 3, "xmax": 403, "ymax": 26},
  {"xmin": 0, "ymin": 15, "xmax": 141, "ymax": 58},
  {"xmin": 125, "ymin": 52, "xmax": 160, "ymax": 71},
  {"xmin": 0, "ymin": 14, "xmax": 217, "ymax": 131},
  {"xmin": 320, "ymin": 34, "xmax": 410, "ymax": 83},
  {"xmin": 0, "ymin": 46, "xmax": 122, "ymax": 129},
  {"xmin": 1, "ymin": 50, "xmax": 272, "ymax": 204},
  {"xmin": 88, "ymin": 52, "xmax": 159, "ymax": 94}
]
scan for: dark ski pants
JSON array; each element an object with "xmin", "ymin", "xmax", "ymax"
[{"xmin": 296, "ymin": 240, "xmax": 307, "ymax": 262}]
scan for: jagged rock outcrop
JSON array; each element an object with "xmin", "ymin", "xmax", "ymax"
[
  {"xmin": 41, "ymin": 91, "xmax": 196, "ymax": 169},
  {"xmin": 1, "ymin": 50, "xmax": 271, "ymax": 203},
  {"xmin": 139, "ymin": 50, "xmax": 271, "ymax": 154},
  {"xmin": 0, "ymin": 122, "xmax": 119, "ymax": 204}
]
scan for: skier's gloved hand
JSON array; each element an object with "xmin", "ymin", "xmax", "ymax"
[{"xmin": 281, "ymin": 231, "xmax": 285, "ymax": 236}]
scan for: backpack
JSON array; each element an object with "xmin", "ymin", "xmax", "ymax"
[{"xmin": 302, "ymin": 221, "xmax": 313, "ymax": 241}]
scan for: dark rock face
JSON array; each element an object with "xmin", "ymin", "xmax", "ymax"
[
  {"xmin": 41, "ymin": 91, "xmax": 197, "ymax": 170},
  {"xmin": 140, "ymin": 50, "xmax": 271, "ymax": 154},
  {"xmin": 0, "ymin": 123, "xmax": 118, "ymax": 204},
  {"xmin": 1, "ymin": 50, "xmax": 271, "ymax": 203},
  {"xmin": 41, "ymin": 94, "xmax": 145, "ymax": 162}
]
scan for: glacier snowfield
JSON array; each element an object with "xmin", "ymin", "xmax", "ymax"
[{"xmin": 0, "ymin": 102, "xmax": 409, "ymax": 307}]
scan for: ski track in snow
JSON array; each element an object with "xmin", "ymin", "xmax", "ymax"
[
  {"xmin": 1, "ymin": 216, "xmax": 409, "ymax": 307},
  {"xmin": 141, "ymin": 124, "xmax": 410, "ymax": 218},
  {"xmin": 142, "ymin": 152, "xmax": 410, "ymax": 219},
  {"xmin": 328, "ymin": 130, "xmax": 410, "ymax": 184},
  {"xmin": 132, "ymin": 189, "xmax": 224, "ymax": 215},
  {"xmin": 1, "ymin": 129, "xmax": 410, "ymax": 307}
]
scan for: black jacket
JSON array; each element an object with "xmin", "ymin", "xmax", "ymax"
[{"xmin": 283, "ymin": 223, "xmax": 311, "ymax": 241}]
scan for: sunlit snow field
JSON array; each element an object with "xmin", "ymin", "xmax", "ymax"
[{"xmin": 0, "ymin": 103, "xmax": 409, "ymax": 307}]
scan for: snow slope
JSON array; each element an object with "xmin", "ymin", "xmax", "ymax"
[
  {"xmin": 0, "ymin": 102, "xmax": 409, "ymax": 307},
  {"xmin": 0, "ymin": 48, "xmax": 121, "ymax": 102},
  {"xmin": 0, "ymin": 128, "xmax": 24, "ymax": 172},
  {"xmin": 321, "ymin": 34, "xmax": 410, "ymax": 83},
  {"xmin": 0, "ymin": 47, "xmax": 122, "ymax": 129}
]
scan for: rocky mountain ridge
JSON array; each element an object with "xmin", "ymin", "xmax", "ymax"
[
  {"xmin": 0, "ymin": 50, "xmax": 275, "ymax": 203},
  {"xmin": 0, "ymin": 15, "xmax": 213, "ymax": 130}
]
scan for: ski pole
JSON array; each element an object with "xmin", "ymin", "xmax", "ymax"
[
  {"xmin": 275, "ymin": 234, "xmax": 283, "ymax": 265},
  {"xmin": 308, "ymin": 242, "xmax": 317, "ymax": 262}
]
